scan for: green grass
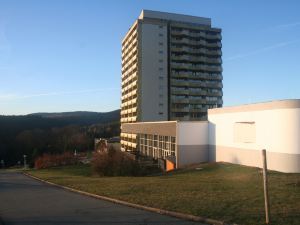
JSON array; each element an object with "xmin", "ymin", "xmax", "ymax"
[{"xmin": 27, "ymin": 163, "xmax": 300, "ymax": 225}]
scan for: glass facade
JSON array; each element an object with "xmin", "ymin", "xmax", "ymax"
[{"xmin": 139, "ymin": 134, "xmax": 176, "ymax": 159}]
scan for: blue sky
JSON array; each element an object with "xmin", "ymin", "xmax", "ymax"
[{"xmin": 0, "ymin": 0, "xmax": 300, "ymax": 115}]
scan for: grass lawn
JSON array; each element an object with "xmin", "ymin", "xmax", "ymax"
[{"xmin": 27, "ymin": 163, "xmax": 300, "ymax": 225}]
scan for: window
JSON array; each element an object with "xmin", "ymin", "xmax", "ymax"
[
  {"xmin": 159, "ymin": 68, "xmax": 163, "ymax": 71},
  {"xmin": 159, "ymin": 59, "xmax": 163, "ymax": 63},
  {"xmin": 159, "ymin": 50, "xmax": 163, "ymax": 54},
  {"xmin": 159, "ymin": 42, "xmax": 163, "ymax": 46},
  {"xmin": 159, "ymin": 103, "xmax": 163, "ymax": 107},
  {"xmin": 159, "ymin": 33, "xmax": 163, "ymax": 37},
  {"xmin": 234, "ymin": 122, "xmax": 256, "ymax": 143},
  {"xmin": 159, "ymin": 25, "xmax": 163, "ymax": 29}
]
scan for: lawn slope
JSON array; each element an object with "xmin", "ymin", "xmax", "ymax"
[{"xmin": 28, "ymin": 163, "xmax": 300, "ymax": 225}]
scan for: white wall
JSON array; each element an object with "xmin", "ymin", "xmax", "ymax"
[
  {"xmin": 208, "ymin": 108, "xmax": 300, "ymax": 155},
  {"xmin": 176, "ymin": 121, "xmax": 209, "ymax": 168},
  {"xmin": 140, "ymin": 22, "xmax": 168, "ymax": 121},
  {"xmin": 177, "ymin": 121, "xmax": 208, "ymax": 145}
]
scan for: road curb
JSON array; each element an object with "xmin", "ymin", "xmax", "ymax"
[{"xmin": 23, "ymin": 172, "xmax": 236, "ymax": 225}]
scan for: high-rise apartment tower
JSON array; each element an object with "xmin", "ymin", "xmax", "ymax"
[{"xmin": 121, "ymin": 10, "xmax": 223, "ymax": 152}]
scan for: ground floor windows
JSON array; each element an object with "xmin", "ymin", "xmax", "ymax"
[{"xmin": 139, "ymin": 134, "xmax": 176, "ymax": 159}]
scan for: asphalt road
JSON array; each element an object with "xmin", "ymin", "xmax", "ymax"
[{"xmin": 0, "ymin": 172, "xmax": 204, "ymax": 225}]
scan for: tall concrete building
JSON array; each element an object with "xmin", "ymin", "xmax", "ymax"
[{"xmin": 121, "ymin": 10, "xmax": 223, "ymax": 152}]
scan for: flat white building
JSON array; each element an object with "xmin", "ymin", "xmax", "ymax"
[{"xmin": 122, "ymin": 99, "xmax": 300, "ymax": 173}]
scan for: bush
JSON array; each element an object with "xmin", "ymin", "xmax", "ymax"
[
  {"xmin": 35, "ymin": 152, "xmax": 77, "ymax": 169},
  {"xmin": 92, "ymin": 146, "xmax": 141, "ymax": 176}
]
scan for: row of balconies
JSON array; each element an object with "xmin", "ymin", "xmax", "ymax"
[
  {"xmin": 120, "ymin": 139, "xmax": 137, "ymax": 148},
  {"xmin": 121, "ymin": 107, "xmax": 137, "ymax": 115},
  {"xmin": 120, "ymin": 116, "xmax": 137, "ymax": 123},
  {"xmin": 122, "ymin": 21, "xmax": 137, "ymax": 45},
  {"xmin": 171, "ymin": 107, "xmax": 207, "ymax": 113},
  {"xmin": 122, "ymin": 85, "xmax": 137, "ymax": 97},
  {"xmin": 122, "ymin": 48, "xmax": 137, "ymax": 68},
  {"xmin": 171, "ymin": 97, "xmax": 223, "ymax": 105},
  {"xmin": 171, "ymin": 46, "xmax": 222, "ymax": 56},
  {"xmin": 121, "ymin": 101, "xmax": 137, "ymax": 110},
  {"xmin": 121, "ymin": 133, "xmax": 137, "ymax": 139},
  {"xmin": 122, "ymin": 28, "xmax": 137, "ymax": 52},
  {"xmin": 122, "ymin": 77, "xmax": 137, "ymax": 91},
  {"xmin": 122, "ymin": 39, "xmax": 137, "ymax": 60},
  {"xmin": 122, "ymin": 57, "xmax": 137, "ymax": 74},
  {"xmin": 171, "ymin": 89, "xmax": 222, "ymax": 96},
  {"xmin": 171, "ymin": 72, "xmax": 223, "ymax": 80},
  {"xmin": 171, "ymin": 63, "xmax": 222, "ymax": 72},
  {"xmin": 171, "ymin": 38, "xmax": 222, "ymax": 48},
  {"xmin": 121, "ymin": 93, "xmax": 137, "ymax": 103},
  {"xmin": 121, "ymin": 97, "xmax": 137, "ymax": 108},
  {"xmin": 122, "ymin": 63, "xmax": 137, "ymax": 79},
  {"xmin": 190, "ymin": 81, "xmax": 223, "ymax": 88},
  {"xmin": 170, "ymin": 115, "xmax": 208, "ymax": 121},
  {"xmin": 121, "ymin": 89, "xmax": 137, "ymax": 101},
  {"xmin": 171, "ymin": 55, "xmax": 222, "ymax": 64},
  {"xmin": 122, "ymin": 35, "xmax": 137, "ymax": 56},
  {"xmin": 171, "ymin": 29, "xmax": 222, "ymax": 40},
  {"xmin": 170, "ymin": 79, "xmax": 223, "ymax": 88},
  {"xmin": 121, "ymin": 111, "xmax": 136, "ymax": 118},
  {"xmin": 122, "ymin": 44, "xmax": 137, "ymax": 62}
]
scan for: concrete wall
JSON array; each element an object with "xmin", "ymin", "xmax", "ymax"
[
  {"xmin": 176, "ymin": 122, "xmax": 209, "ymax": 168},
  {"xmin": 139, "ymin": 22, "xmax": 168, "ymax": 121},
  {"xmin": 139, "ymin": 10, "xmax": 211, "ymax": 26},
  {"xmin": 122, "ymin": 121, "xmax": 176, "ymax": 137},
  {"xmin": 208, "ymin": 100, "xmax": 300, "ymax": 173}
]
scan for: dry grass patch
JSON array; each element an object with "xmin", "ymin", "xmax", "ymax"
[{"xmin": 28, "ymin": 162, "xmax": 300, "ymax": 225}]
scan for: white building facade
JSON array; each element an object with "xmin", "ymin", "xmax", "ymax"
[{"xmin": 122, "ymin": 99, "xmax": 300, "ymax": 173}]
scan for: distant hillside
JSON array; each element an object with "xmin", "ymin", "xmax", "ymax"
[
  {"xmin": 29, "ymin": 110, "xmax": 121, "ymax": 126},
  {"xmin": 0, "ymin": 109, "xmax": 121, "ymax": 167},
  {"xmin": 0, "ymin": 110, "xmax": 120, "ymax": 135}
]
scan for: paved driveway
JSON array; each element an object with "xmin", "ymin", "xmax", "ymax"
[{"xmin": 0, "ymin": 172, "xmax": 204, "ymax": 225}]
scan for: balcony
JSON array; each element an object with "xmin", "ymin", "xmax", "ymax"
[
  {"xmin": 207, "ymin": 91, "xmax": 223, "ymax": 97},
  {"xmin": 204, "ymin": 66, "xmax": 223, "ymax": 72},
  {"xmin": 171, "ymin": 116, "xmax": 190, "ymax": 121},
  {"xmin": 171, "ymin": 89, "xmax": 189, "ymax": 95},
  {"xmin": 171, "ymin": 72, "xmax": 190, "ymax": 79},
  {"xmin": 189, "ymin": 90, "xmax": 207, "ymax": 95},
  {"xmin": 172, "ymin": 55, "xmax": 190, "ymax": 61},
  {"xmin": 171, "ymin": 29, "xmax": 191, "ymax": 36},
  {"xmin": 206, "ymin": 33, "xmax": 222, "ymax": 40},
  {"xmin": 206, "ymin": 42, "xmax": 222, "ymax": 48},
  {"xmin": 208, "ymin": 82, "xmax": 223, "ymax": 88},
  {"xmin": 189, "ymin": 98, "xmax": 205, "ymax": 104},
  {"xmin": 206, "ymin": 58, "xmax": 222, "ymax": 64},
  {"xmin": 171, "ymin": 98, "xmax": 189, "ymax": 104},
  {"xmin": 170, "ymin": 79, "xmax": 189, "ymax": 87},
  {"xmin": 171, "ymin": 107, "xmax": 189, "ymax": 113},
  {"xmin": 207, "ymin": 50, "xmax": 222, "ymax": 56},
  {"xmin": 172, "ymin": 55, "xmax": 208, "ymax": 63},
  {"xmin": 189, "ymin": 31, "xmax": 206, "ymax": 38},
  {"xmin": 189, "ymin": 81, "xmax": 205, "ymax": 88},
  {"xmin": 189, "ymin": 48, "xmax": 207, "ymax": 54},
  {"xmin": 189, "ymin": 108, "xmax": 207, "ymax": 113}
]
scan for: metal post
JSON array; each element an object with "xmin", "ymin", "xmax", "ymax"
[
  {"xmin": 262, "ymin": 149, "xmax": 270, "ymax": 224},
  {"xmin": 23, "ymin": 155, "xmax": 27, "ymax": 169}
]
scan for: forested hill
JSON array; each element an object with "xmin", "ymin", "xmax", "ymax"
[
  {"xmin": 0, "ymin": 110, "xmax": 120, "ymax": 167},
  {"xmin": 0, "ymin": 110, "xmax": 120, "ymax": 132}
]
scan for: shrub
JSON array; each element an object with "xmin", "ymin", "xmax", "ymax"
[
  {"xmin": 91, "ymin": 146, "xmax": 143, "ymax": 176},
  {"xmin": 34, "ymin": 152, "xmax": 77, "ymax": 169}
]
